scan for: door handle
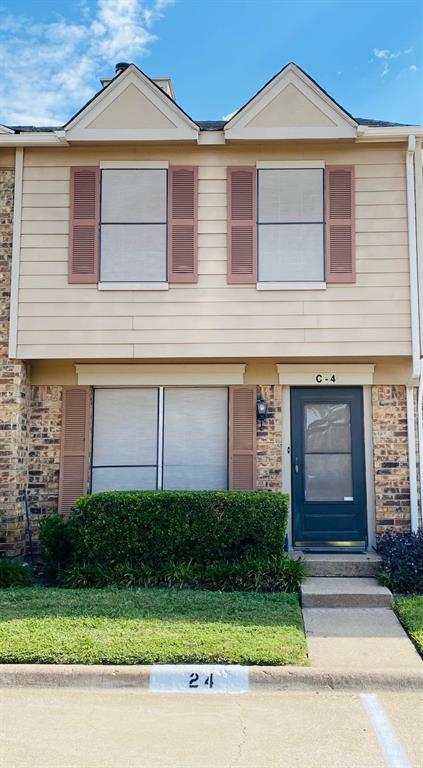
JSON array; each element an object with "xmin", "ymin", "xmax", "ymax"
[{"xmin": 294, "ymin": 457, "xmax": 300, "ymax": 474}]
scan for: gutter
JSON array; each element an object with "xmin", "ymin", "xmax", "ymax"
[
  {"xmin": 405, "ymin": 134, "xmax": 421, "ymax": 532},
  {"xmin": 0, "ymin": 132, "xmax": 66, "ymax": 146}
]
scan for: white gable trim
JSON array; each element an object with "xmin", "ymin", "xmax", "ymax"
[
  {"xmin": 225, "ymin": 64, "xmax": 357, "ymax": 140},
  {"xmin": 65, "ymin": 65, "xmax": 198, "ymax": 142},
  {"xmin": 0, "ymin": 124, "xmax": 14, "ymax": 134}
]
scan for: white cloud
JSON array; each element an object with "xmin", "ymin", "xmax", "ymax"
[
  {"xmin": 373, "ymin": 47, "xmax": 413, "ymax": 60},
  {"xmin": 0, "ymin": 0, "xmax": 174, "ymax": 125},
  {"xmin": 222, "ymin": 109, "xmax": 238, "ymax": 121},
  {"xmin": 371, "ymin": 47, "xmax": 416, "ymax": 79},
  {"xmin": 409, "ymin": 64, "xmax": 419, "ymax": 72}
]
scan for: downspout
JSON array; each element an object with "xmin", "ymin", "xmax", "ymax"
[{"xmin": 405, "ymin": 134, "xmax": 420, "ymax": 532}]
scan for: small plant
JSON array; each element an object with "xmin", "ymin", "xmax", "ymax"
[
  {"xmin": 0, "ymin": 558, "xmax": 35, "ymax": 587},
  {"xmin": 377, "ymin": 529, "xmax": 423, "ymax": 594},
  {"xmin": 38, "ymin": 514, "xmax": 76, "ymax": 581}
]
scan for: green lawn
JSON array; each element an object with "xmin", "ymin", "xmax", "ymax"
[
  {"xmin": 395, "ymin": 596, "xmax": 423, "ymax": 656},
  {"xmin": 0, "ymin": 587, "xmax": 307, "ymax": 666}
]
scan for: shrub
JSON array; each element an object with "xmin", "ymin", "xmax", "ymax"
[
  {"xmin": 39, "ymin": 514, "xmax": 76, "ymax": 581},
  {"xmin": 63, "ymin": 555, "xmax": 306, "ymax": 592},
  {"xmin": 71, "ymin": 490, "xmax": 288, "ymax": 564},
  {"xmin": 0, "ymin": 558, "xmax": 35, "ymax": 587},
  {"xmin": 62, "ymin": 490, "xmax": 297, "ymax": 590},
  {"xmin": 377, "ymin": 529, "xmax": 423, "ymax": 594}
]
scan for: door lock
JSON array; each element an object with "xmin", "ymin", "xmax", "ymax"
[{"xmin": 294, "ymin": 457, "xmax": 300, "ymax": 474}]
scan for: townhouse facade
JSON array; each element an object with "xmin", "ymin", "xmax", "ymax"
[{"xmin": 1, "ymin": 62, "xmax": 422, "ymax": 557}]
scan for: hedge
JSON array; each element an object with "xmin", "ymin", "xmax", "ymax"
[
  {"xmin": 39, "ymin": 490, "xmax": 304, "ymax": 591},
  {"xmin": 0, "ymin": 559, "xmax": 35, "ymax": 587},
  {"xmin": 377, "ymin": 529, "xmax": 423, "ymax": 594}
]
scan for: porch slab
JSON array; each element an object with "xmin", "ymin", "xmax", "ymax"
[
  {"xmin": 291, "ymin": 553, "xmax": 381, "ymax": 578},
  {"xmin": 303, "ymin": 607, "xmax": 423, "ymax": 672},
  {"xmin": 301, "ymin": 577, "xmax": 392, "ymax": 608}
]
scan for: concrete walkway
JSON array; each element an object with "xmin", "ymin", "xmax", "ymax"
[
  {"xmin": 303, "ymin": 607, "xmax": 423, "ymax": 672},
  {"xmin": 301, "ymin": 576, "xmax": 422, "ymax": 678}
]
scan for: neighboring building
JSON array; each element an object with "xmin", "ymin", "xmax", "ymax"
[{"xmin": 1, "ymin": 62, "xmax": 422, "ymax": 557}]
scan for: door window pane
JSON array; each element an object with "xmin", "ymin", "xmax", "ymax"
[
  {"xmin": 304, "ymin": 403, "xmax": 351, "ymax": 453},
  {"xmin": 305, "ymin": 454, "xmax": 353, "ymax": 502},
  {"xmin": 163, "ymin": 387, "xmax": 228, "ymax": 490}
]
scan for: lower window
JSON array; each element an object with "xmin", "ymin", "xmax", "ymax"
[{"xmin": 91, "ymin": 387, "xmax": 228, "ymax": 492}]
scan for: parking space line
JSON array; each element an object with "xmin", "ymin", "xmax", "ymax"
[{"xmin": 360, "ymin": 693, "xmax": 413, "ymax": 768}]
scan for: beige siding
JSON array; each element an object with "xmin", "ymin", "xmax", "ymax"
[{"xmin": 16, "ymin": 142, "xmax": 411, "ymax": 359}]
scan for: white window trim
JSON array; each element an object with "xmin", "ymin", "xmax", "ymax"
[
  {"xmin": 256, "ymin": 160, "xmax": 325, "ymax": 169},
  {"xmin": 100, "ymin": 160, "xmax": 169, "ymax": 169},
  {"xmin": 257, "ymin": 281, "xmax": 326, "ymax": 291},
  {"xmin": 256, "ymin": 163, "xmax": 326, "ymax": 289},
  {"xmin": 98, "ymin": 282, "xmax": 169, "ymax": 291},
  {"xmin": 99, "ymin": 166, "xmax": 168, "ymax": 287}
]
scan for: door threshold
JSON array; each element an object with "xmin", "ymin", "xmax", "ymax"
[{"xmin": 292, "ymin": 547, "xmax": 368, "ymax": 555}]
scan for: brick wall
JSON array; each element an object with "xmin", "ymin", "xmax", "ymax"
[
  {"xmin": 0, "ymin": 166, "xmax": 29, "ymax": 557},
  {"xmin": 372, "ymin": 384, "xmax": 412, "ymax": 533},
  {"xmin": 256, "ymin": 384, "xmax": 282, "ymax": 492},
  {"xmin": 27, "ymin": 385, "xmax": 63, "ymax": 545}
]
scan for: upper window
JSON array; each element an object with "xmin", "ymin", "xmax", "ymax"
[
  {"xmin": 257, "ymin": 168, "xmax": 324, "ymax": 283},
  {"xmin": 100, "ymin": 169, "xmax": 167, "ymax": 283}
]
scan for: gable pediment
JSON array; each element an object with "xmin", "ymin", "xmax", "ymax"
[
  {"xmin": 65, "ymin": 65, "xmax": 198, "ymax": 142},
  {"xmin": 225, "ymin": 64, "xmax": 357, "ymax": 140}
]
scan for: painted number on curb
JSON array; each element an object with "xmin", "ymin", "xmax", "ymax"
[{"xmin": 149, "ymin": 665, "xmax": 250, "ymax": 693}]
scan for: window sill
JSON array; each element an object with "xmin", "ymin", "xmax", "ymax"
[
  {"xmin": 256, "ymin": 281, "xmax": 326, "ymax": 291},
  {"xmin": 98, "ymin": 282, "xmax": 169, "ymax": 291}
]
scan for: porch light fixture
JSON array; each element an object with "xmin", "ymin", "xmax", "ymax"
[{"xmin": 256, "ymin": 396, "xmax": 268, "ymax": 430}]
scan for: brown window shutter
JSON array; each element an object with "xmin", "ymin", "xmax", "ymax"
[
  {"xmin": 168, "ymin": 166, "xmax": 198, "ymax": 283},
  {"xmin": 325, "ymin": 165, "xmax": 355, "ymax": 283},
  {"xmin": 229, "ymin": 385, "xmax": 257, "ymax": 490},
  {"xmin": 58, "ymin": 386, "xmax": 91, "ymax": 515},
  {"xmin": 69, "ymin": 166, "xmax": 99, "ymax": 283},
  {"xmin": 227, "ymin": 167, "xmax": 256, "ymax": 284}
]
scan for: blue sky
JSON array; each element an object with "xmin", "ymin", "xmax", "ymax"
[{"xmin": 0, "ymin": 0, "xmax": 422, "ymax": 126}]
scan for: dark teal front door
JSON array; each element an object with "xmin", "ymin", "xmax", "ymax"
[{"xmin": 291, "ymin": 387, "xmax": 367, "ymax": 548}]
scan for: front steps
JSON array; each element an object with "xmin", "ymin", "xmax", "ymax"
[
  {"xmin": 301, "ymin": 577, "xmax": 392, "ymax": 608},
  {"xmin": 291, "ymin": 552, "xmax": 381, "ymax": 578},
  {"xmin": 295, "ymin": 552, "xmax": 391, "ymax": 609}
]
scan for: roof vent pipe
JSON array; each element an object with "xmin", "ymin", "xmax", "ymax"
[{"xmin": 115, "ymin": 62, "xmax": 130, "ymax": 76}]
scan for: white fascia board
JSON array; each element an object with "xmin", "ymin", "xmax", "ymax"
[
  {"xmin": 356, "ymin": 126, "xmax": 423, "ymax": 141},
  {"xmin": 0, "ymin": 133, "xmax": 64, "ymax": 146},
  {"xmin": 197, "ymin": 131, "xmax": 225, "ymax": 145},
  {"xmin": 226, "ymin": 125, "xmax": 357, "ymax": 140},
  {"xmin": 0, "ymin": 124, "xmax": 14, "ymax": 134},
  {"xmin": 66, "ymin": 127, "xmax": 198, "ymax": 141}
]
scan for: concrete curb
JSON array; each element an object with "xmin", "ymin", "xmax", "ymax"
[{"xmin": 0, "ymin": 664, "xmax": 422, "ymax": 692}]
